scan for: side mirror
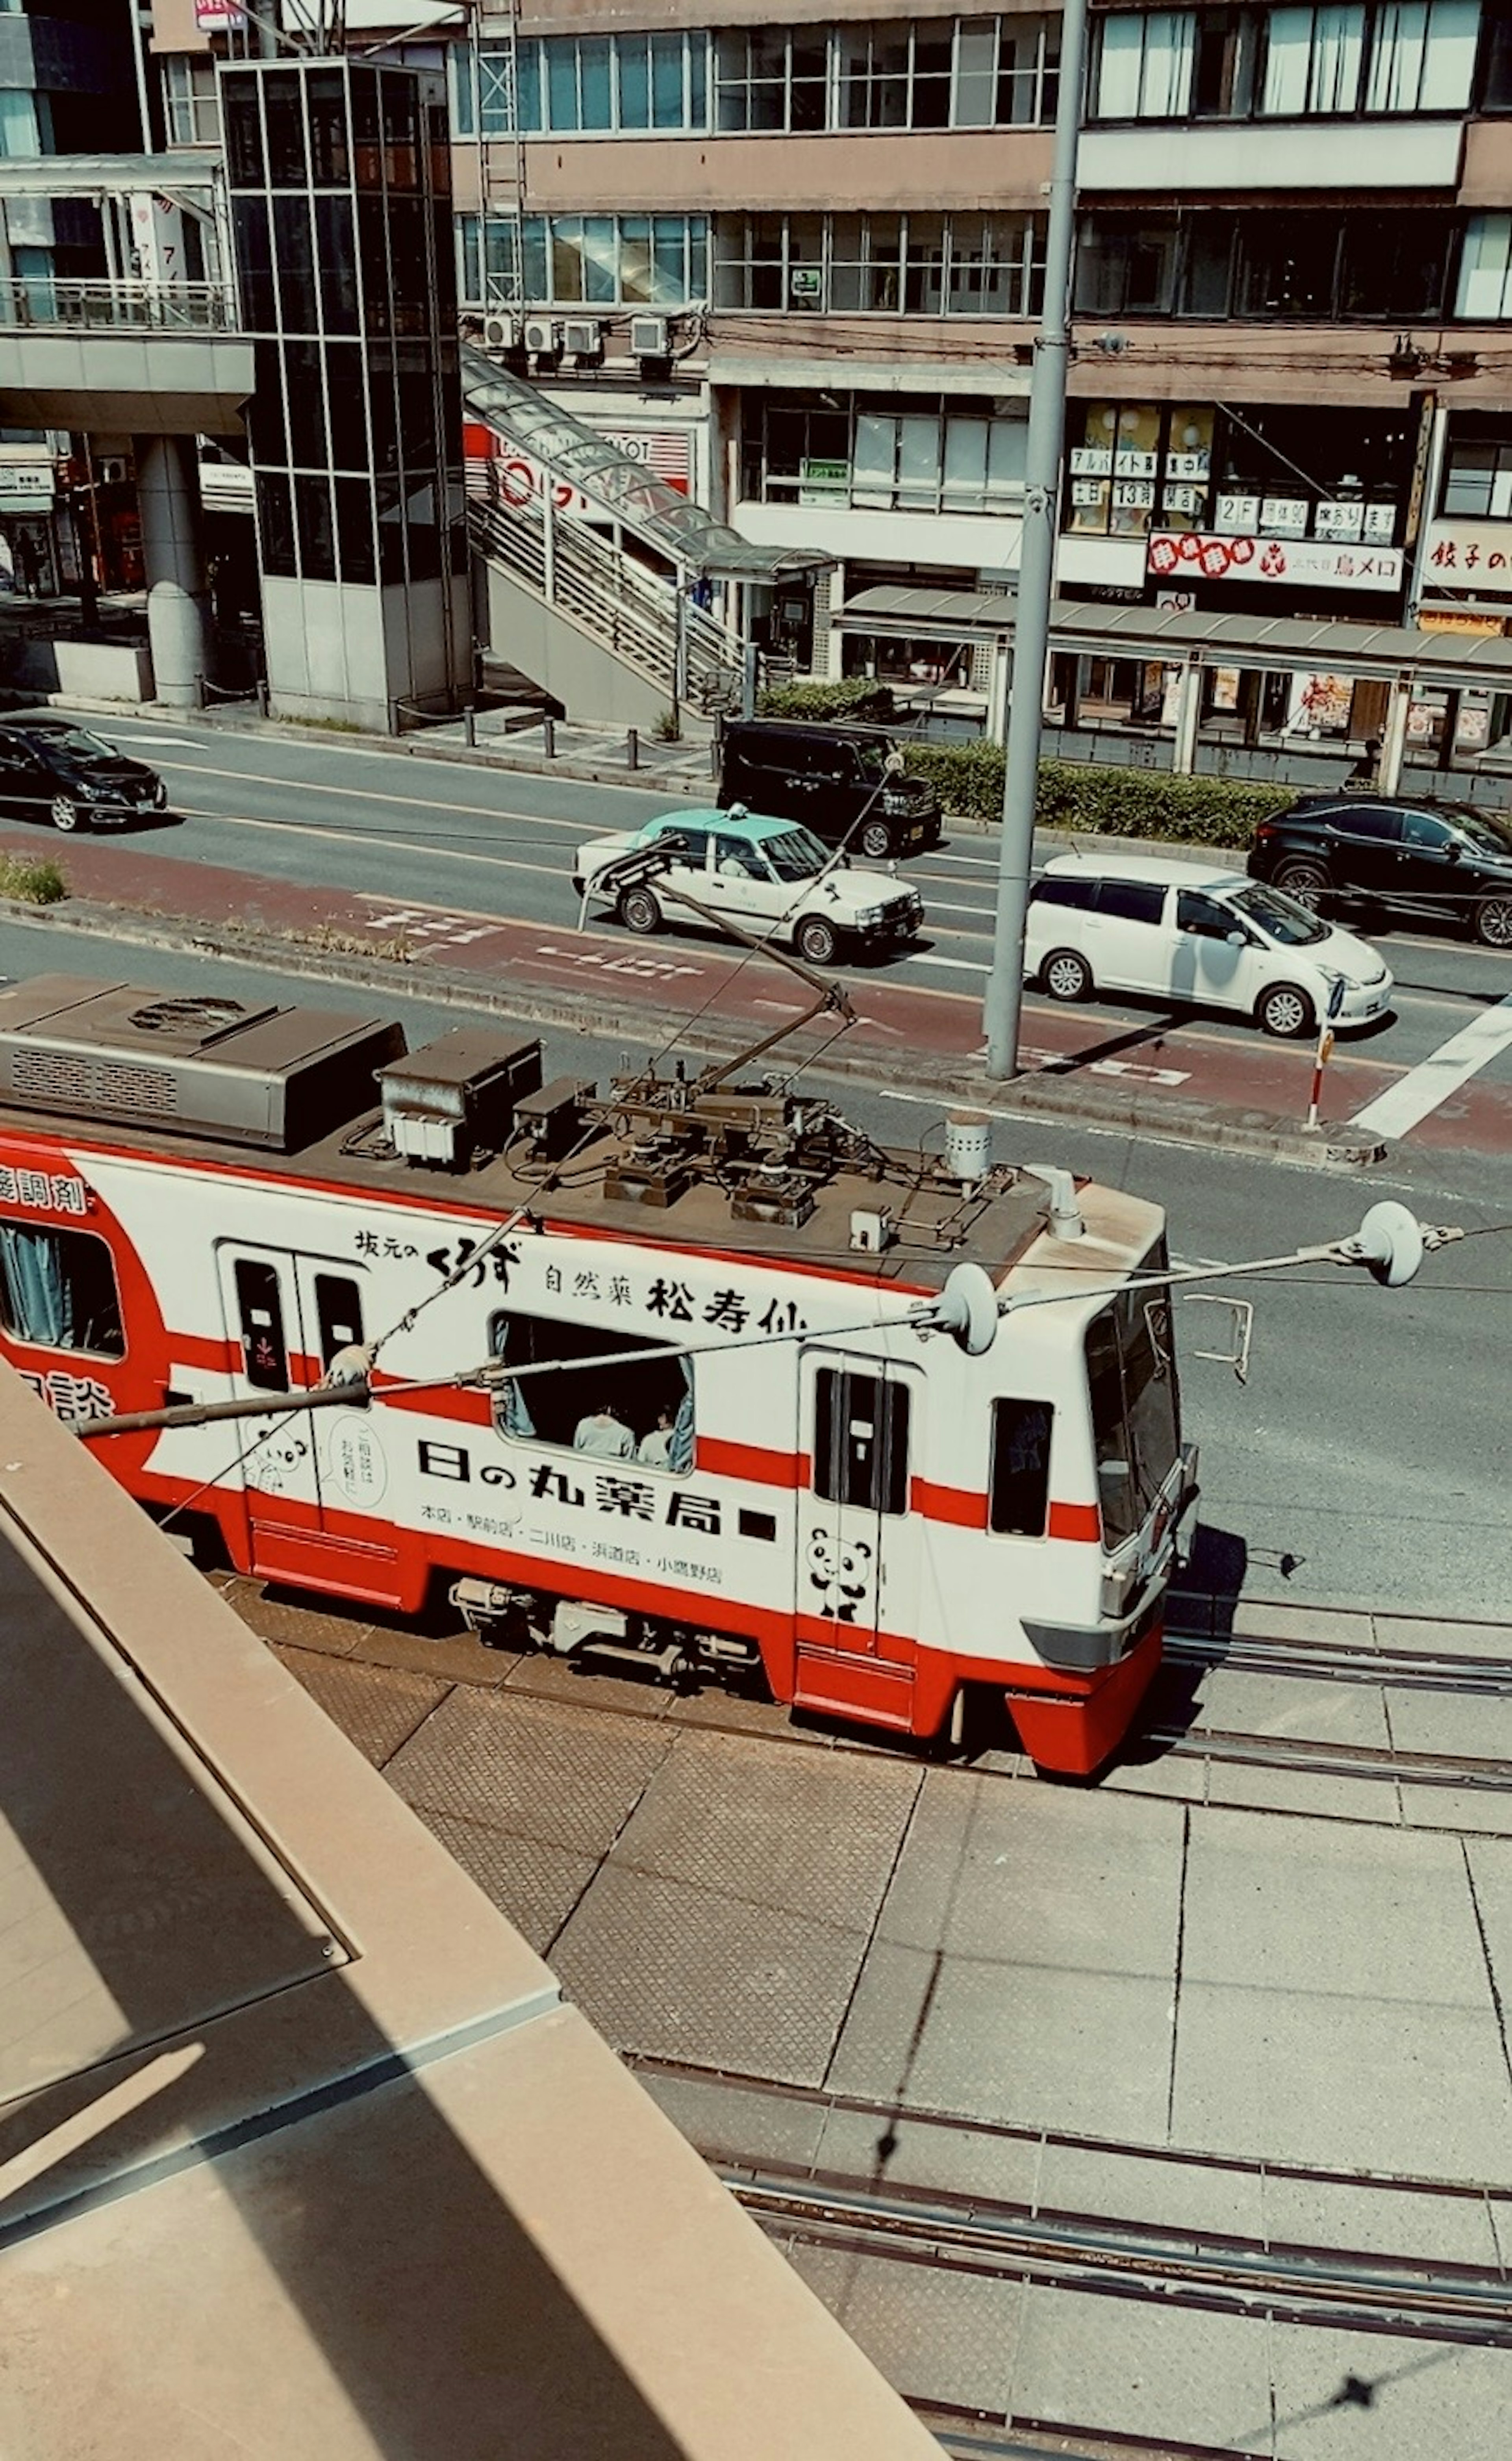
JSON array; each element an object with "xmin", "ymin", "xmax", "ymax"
[{"xmin": 1226, "ymin": 929, "xmax": 1249, "ymax": 947}]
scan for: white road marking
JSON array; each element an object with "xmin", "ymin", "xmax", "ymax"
[
  {"xmin": 168, "ymin": 764, "xmax": 591, "ymax": 835},
  {"xmin": 1348, "ymin": 987, "xmax": 1512, "ymax": 1138},
  {"xmin": 185, "ymin": 807, "xmax": 568, "ymax": 883},
  {"xmin": 904, "ymin": 951, "xmax": 991, "ymax": 976},
  {"xmin": 102, "ymin": 732, "xmax": 197, "ymax": 747}
]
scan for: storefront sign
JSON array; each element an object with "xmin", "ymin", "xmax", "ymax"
[
  {"xmin": 195, "ymin": 0, "xmax": 246, "ymax": 23},
  {"xmin": 0, "ymin": 464, "xmax": 55, "ymax": 514},
  {"xmin": 798, "ymin": 458, "xmax": 849, "ymax": 505},
  {"xmin": 1215, "ymin": 493, "xmax": 1260, "ymax": 530},
  {"xmin": 1418, "ymin": 607, "xmax": 1505, "ymax": 636},
  {"xmin": 1423, "ymin": 520, "xmax": 1512, "ymax": 591},
  {"xmin": 1147, "ymin": 532, "xmax": 1405, "ymax": 593},
  {"xmin": 1259, "ymin": 497, "xmax": 1309, "ymax": 538}
]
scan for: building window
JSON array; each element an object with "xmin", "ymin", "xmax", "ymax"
[
  {"xmin": 717, "ymin": 212, "xmax": 1044, "ymax": 318},
  {"xmin": 1442, "ymin": 433, "xmax": 1512, "ymax": 518},
  {"xmin": 486, "ymin": 1307, "xmax": 694, "ymax": 1469},
  {"xmin": 1456, "ymin": 212, "xmax": 1512, "ymax": 319},
  {"xmin": 456, "ymin": 211, "xmax": 519, "ymax": 307},
  {"xmin": 1075, "ymin": 208, "xmax": 1451, "ymax": 323},
  {"xmin": 519, "ymin": 214, "xmax": 706, "ymax": 307},
  {"xmin": 162, "ymin": 56, "xmax": 222, "ymax": 148},
  {"xmin": 713, "ymin": 18, "xmax": 1059, "ymax": 134},
  {"xmin": 500, "ymin": 31, "xmax": 708, "ymax": 135},
  {"xmin": 740, "ymin": 389, "xmax": 1026, "ymax": 516},
  {"xmin": 0, "ymin": 1223, "xmax": 124, "ymax": 1358},
  {"xmin": 1094, "ymin": 2, "xmax": 1477, "ymax": 124},
  {"xmin": 1093, "ymin": 10, "xmax": 1196, "ymax": 118}
]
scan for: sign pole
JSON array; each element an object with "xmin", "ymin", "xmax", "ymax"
[
  {"xmin": 1306, "ymin": 973, "xmax": 1347, "ymax": 1132},
  {"xmin": 983, "ymin": 0, "xmax": 1090, "ymax": 1080}
]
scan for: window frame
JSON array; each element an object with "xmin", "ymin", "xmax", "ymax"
[
  {"xmin": 812, "ymin": 1364, "xmax": 912, "ymax": 1519},
  {"xmin": 988, "ymin": 1397, "xmax": 1054, "ymax": 1537},
  {"xmin": 0, "ymin": 1220, "xmax": 125, "ymax": 1360},
  {"xmin": 484, "ymin": 1302, "xmax": 696, "ymax": 1470}
]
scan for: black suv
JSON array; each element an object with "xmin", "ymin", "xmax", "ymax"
[
  {"xmin": 1248, "ymin": 795, "xmax": 1512, "ymax": 949},
  {"xmin": 0, "ymin": 718, "xmax": 167, "ymax": 833},
  {"xmin": 719, "ymin": 718, "xmax": 941, "ymax": 860}
]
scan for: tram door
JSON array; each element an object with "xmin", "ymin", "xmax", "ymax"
[
  {"xmin": 797, "ymin": 1353, "xmax": 919, "ymax": 1677},
  {"xmin": 216, "ymin": 1245, "xmax": 369, "ymax": 1573}
]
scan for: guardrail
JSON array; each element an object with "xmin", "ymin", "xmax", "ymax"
[
  {"xmin": 0, "ymin": 280, "xmax": 240, "ymax": 334},
  {"xmin": 468, "ymin": 489, "xmax": 742, "ymax": 714}
]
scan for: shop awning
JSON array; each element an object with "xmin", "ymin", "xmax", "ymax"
[{"xmin": 841, "ymin": 585, "xmax": 1512, "ymax": 695}]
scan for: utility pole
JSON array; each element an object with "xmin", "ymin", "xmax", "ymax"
[{"xmin": 982, "ymin": 0, "xmax": 1089, "ymax": 1080}]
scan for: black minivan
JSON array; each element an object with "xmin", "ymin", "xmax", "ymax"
[{"xmin": 718, "ymin": 719, "xmax": 941, "ymax": 860}]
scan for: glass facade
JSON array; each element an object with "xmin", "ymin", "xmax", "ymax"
[
  {"xmin": 1089, "ymin": 1, "xmax": 1479, "ymax": 122},
  {"xmin": 223, "ymin": 59, "xmax": 465, "ymax": 597}
]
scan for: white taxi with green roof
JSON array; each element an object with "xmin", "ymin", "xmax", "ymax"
[{"xmin": 573, "ymin": 804, "xmax": 925, "ymax": 967}]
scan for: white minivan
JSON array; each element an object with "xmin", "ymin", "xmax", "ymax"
[{"xmin": 1024, "ymin": 853, "xmax": 1393, "ymax": 1039}]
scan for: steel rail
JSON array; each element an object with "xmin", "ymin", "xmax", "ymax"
[
  {"xmin": 726, "ymin": 2167, "xmax": 1512, "ymax": 2345},
  {"xmin": 1152, "ymin": 1723, "xmax": 1512, "ymax": 1792}
]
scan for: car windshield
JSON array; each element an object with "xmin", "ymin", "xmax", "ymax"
[
  {"xmin": 764, "ymin": 827, "xmax": 830, "ymax": 882},
  {"xmin": 853, "ymin": 740, "xmax": 890, "ymax": 781},
  {"xmin": 1229, "ymin": 880, "xmax": 1328, "ymax": 947},
  {"xmin": 29, "ymin": 727, "xmax": 117, "ymax": 761},
  {"xmin": 1445, "ymin": 805, "xmax": 1512, "ymax": 857}
]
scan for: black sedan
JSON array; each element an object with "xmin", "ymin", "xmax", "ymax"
[
  {"xmin": 0, "ymin": 718, "xmax": 168, "ymax": 832},
  {"xmin": 1248, "ymin": 794, "xmax": 1512, "ymax": 950}
]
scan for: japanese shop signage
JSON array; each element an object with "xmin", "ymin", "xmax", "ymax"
[
  {"xmin": 1146, "ymin": 533, "xmax": 1405, "ymax": 594},
  {"xmin": 195, "ymin": 1, "xmax": 246, "ymax": 24},
  {"xmin": 1422, "ymin": 521, "xmax": 1512, "ymax": 595}
]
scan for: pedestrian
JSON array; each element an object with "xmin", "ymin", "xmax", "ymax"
[
  {"xmin": 637, "ymin": 1407, "xmax": 674, "ymax": 1468},
  {"xmin": 1347, "ymin": 734, "xmax": 1382, "ymax": 789},
  {"xmin": 12, "ymin": 532, "xmax": 37, "ymax": 599}
]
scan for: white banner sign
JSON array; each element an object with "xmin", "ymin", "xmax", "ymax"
[
  {"xmin": 1147, "ymin": 532, "xmax": 1404, "ymax": 594},
  {"xmin": 1423, "ymin": 519, "xmax": 1512, "ymax": 593}
]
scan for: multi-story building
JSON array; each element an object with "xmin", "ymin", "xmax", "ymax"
[
  {"xmin": 0, "ymin": 0, "xmax": 141, "ymax": 596},
  {"xmin": 139, "ymin": 2, "xmax": 1512, "ymax": 762}
]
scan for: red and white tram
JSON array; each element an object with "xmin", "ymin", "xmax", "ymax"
[{"xmin": 0, "ymin": 975, "xmax": 1196, "ymax": 1776}]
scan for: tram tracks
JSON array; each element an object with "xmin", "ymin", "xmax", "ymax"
[
  {"xmin": 629, "ymin": 2059, "xmax": 1512, "ymax": 2353},
  {"xmin": 225, "ymin": 1575, "xmax": 1512, "ymax": 1822}
]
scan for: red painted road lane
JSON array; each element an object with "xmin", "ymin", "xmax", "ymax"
[{"xmin": 8, "ymin": 830, "xmax": 1512, "ymax": 1157}]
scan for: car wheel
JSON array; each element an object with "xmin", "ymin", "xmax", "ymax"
[
  {"xmin": 50, "ymin": 794, "xmax": 85, "ymax": 833},
  {"xmin": 795, "ymin": 914, "xmax": 840, "ymax": 966},
  {"xmin": 1256, "ymin": 982, "xmax": 1314, "ymax": 1039},
  {"xmin": 1473, "ymin": 895, "xmax": 1512, "ymax": 950},
  {"xmin": 619, "ymin": 885, "xmax": 662, "ymax": 935},
  {"xmin": 1041, "ymin": 948, "xmax": 1093, "ymax": 1003},
  {"xmin": 858, "ymin": 818, "xmax": 893, "ymax": 861},
  {"xmin": 1271, "ymin": 855, "xmax": 1329, "ymax": 909}
]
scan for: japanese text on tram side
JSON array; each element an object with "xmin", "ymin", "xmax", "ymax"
[
  {"xmin": 19, "ymin": 1368, "xmax": 114, "ymax": 1424},
  {"xmin": 379, "ymin": 1228, "xmax": 808, "ymax": 1340},
  {"xmin": 0, "ymin": 1168, "xmax": 89, "ymax": 1215}
]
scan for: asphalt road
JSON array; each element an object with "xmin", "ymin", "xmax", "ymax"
[
  {"xmin": 24, "ymin": 709, "xmax": 1512, "ymax": 1105},
  {"xmin": 0, "ymin": 904, "xmax": 1504, "ymax": 1624}
]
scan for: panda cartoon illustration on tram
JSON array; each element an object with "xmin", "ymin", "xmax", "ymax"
[{"xmin": 0, "ymin": 974, "xmax": 1199, "ymax": 1777}]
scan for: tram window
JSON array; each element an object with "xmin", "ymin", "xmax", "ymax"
[
  {"xmin": 0, "ymin": 1221, "xmax": 123, "ymax": 1358},
  {"xmin": 989, "ymin": 1398, "xmax": 1053, "ymax": 1536},
  {"xmin": 486, "ymin": 1306, "xmax": 695, "ymax": 1469},
  {"xmin": 314, "ymin": 1271, "xmax": 365, "ymax": 1369},
  {"xmin": 813, "ymin": 1367, "xmax": 910, "ymax": 1516},
  {"xmin": 234, "ymin": 1258, "xmax": 289, "ymax": 1392},
  {"xmin": 1086, "ymin": 1270, "xmax": 1179, "ymax": 1550}
]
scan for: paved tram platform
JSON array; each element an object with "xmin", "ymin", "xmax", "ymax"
[{"xmin": 223, "ymin": 1571, "xmax": 1512, "ymax": 2460}]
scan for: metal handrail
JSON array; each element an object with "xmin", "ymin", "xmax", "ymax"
[{"xmin": 0, "ymin": 280, "xmax": 239, "ymax": 334}]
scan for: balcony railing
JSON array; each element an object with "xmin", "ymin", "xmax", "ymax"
[{"xmin": 0, "ymin": 280, "xmax": 240, "ymax": 335}]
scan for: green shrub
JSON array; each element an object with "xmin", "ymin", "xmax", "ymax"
[
  {"xmin": 899, "ymin": 742, "xmax": 1287, "ymax": 847},
  {"xmin": 756, "ymin": 677, "xmax": 895, "ymax": 723},
  {"xmin": 0, "ymin": 852, "xmax": 67, "ymax": 905}
]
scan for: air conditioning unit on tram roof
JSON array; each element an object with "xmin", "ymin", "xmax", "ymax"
[
  {"xmin": 0, "ymin": 975, "xmax": 405, "ymax": 1153},
  {"xmin": 377, "ymin": 1026, "xmax": 543, "ymax": 1171}
]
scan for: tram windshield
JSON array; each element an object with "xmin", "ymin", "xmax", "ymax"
[{"xmin": 1084, "ymin": 1243, "xmax": 1180, "ymax": 1549}]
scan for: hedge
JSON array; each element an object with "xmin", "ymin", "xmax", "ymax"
[
  {"xmin": 900, "ymin": 743, "xmax": 1287, "ymax": 849},
  {"xmin": 755, "ymin": 678, "xmax": 895, "ymax": 723}
]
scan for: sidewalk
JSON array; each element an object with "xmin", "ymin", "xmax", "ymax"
[{"xmin": 0, "ymin": 821, "xmax": 1436, "ymax": 1171}]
